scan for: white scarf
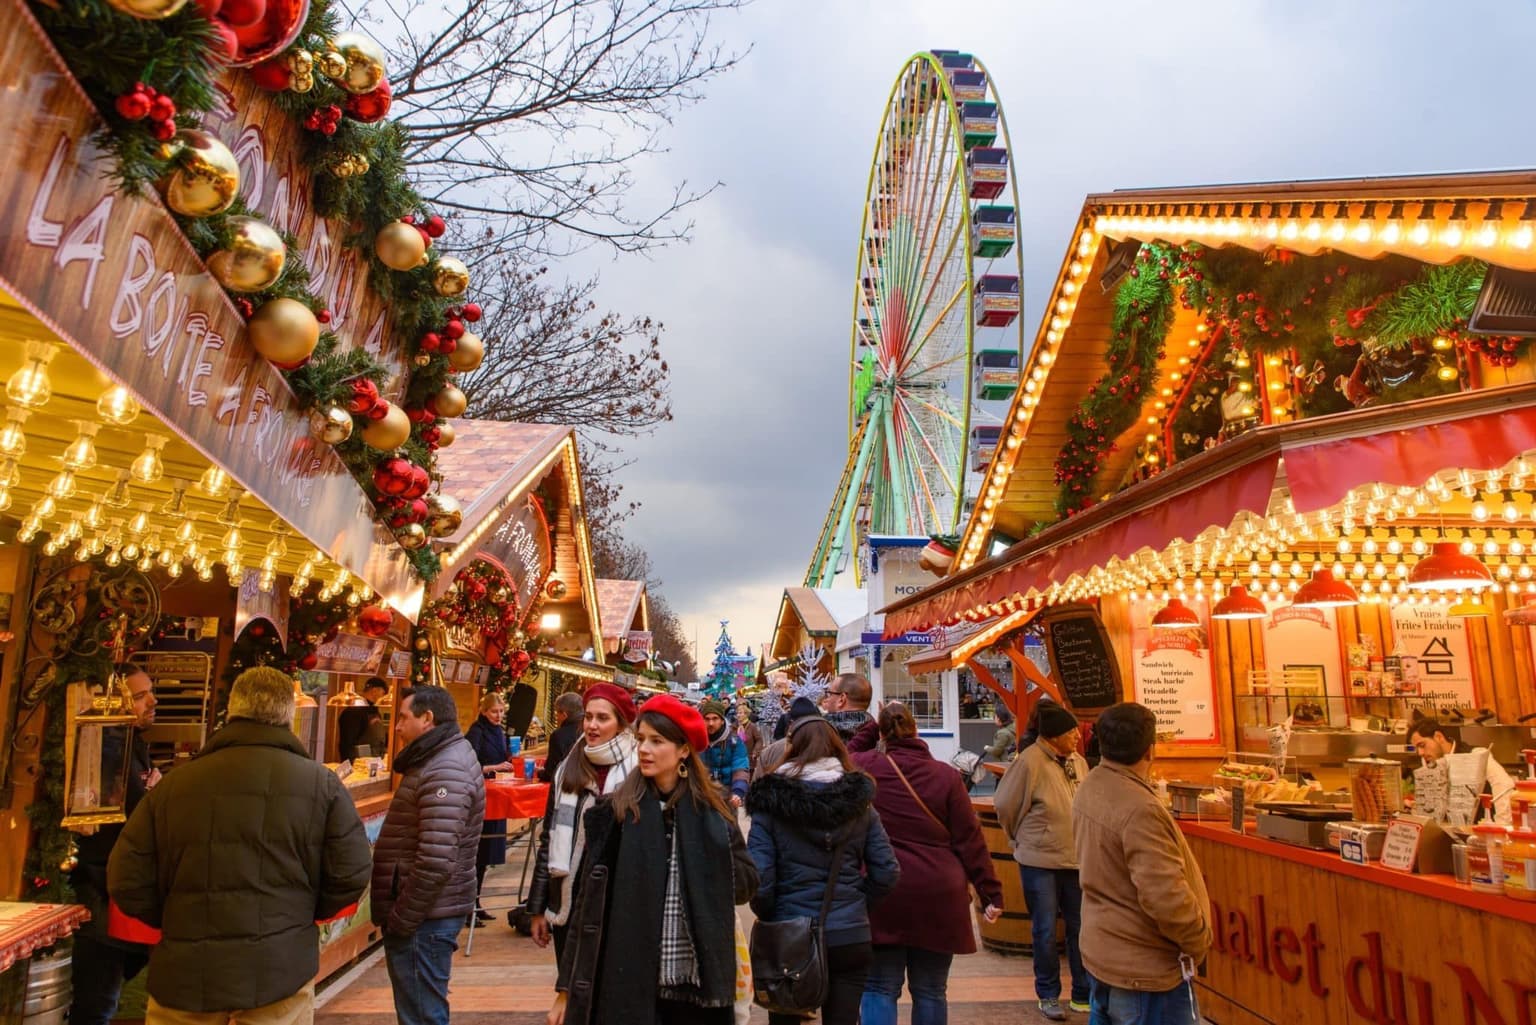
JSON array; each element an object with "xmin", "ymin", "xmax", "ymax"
[
  {"xmin": 775, "ymin": 757, "xmax": 845, "ymax": 783},
  {"xmin": 545, "ymin": 732, "xmax": 636, "ymax": 925}
]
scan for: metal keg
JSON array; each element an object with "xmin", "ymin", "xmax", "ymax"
[{"xmin": 21, "ymin": 950, "xmax": 71, "ymax": 1025}]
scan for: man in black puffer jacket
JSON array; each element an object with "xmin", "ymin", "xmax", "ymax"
[
  {"xmin": 371, "ymin": 684, "xmax": 485, "ymax": 1025},
  {"xmin": 109, "ymin": 667, "xmax": 371, "ymax": 1024}
]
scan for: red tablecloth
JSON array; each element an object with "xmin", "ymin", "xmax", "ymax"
[
  {"xmin": 485, "ymin": 780, "xmax": 549, "ymax": 821},
  {"xmin": 0, "ymin": 902, "xmax": 90, "ymax": 973}
]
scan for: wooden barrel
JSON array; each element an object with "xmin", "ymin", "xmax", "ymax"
[
  {"xmin": 21, "ymin": 951, "xmax": 71, "ymax": 1025},
  {"xmin": 973, "ymin": 795, "xmax": 1032, "ymax": 956}
]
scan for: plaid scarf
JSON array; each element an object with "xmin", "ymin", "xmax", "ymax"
[{"xmin": 657, "ymin": 819, "xmax": 700, "ymax": 991}]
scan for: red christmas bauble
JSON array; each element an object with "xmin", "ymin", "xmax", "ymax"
[
  {"xmin": 373, "ymin": 457, "xmax": 414, "ymax": 496},
  {"xmin": 365, "ymin": 399, "xmax": 390, "ymax": 421},
  {"xmin": 443, "ymin": 319, "xmax": 465, "ymax": 340},
  {"xmin": 406, "ymin": 406, "xmax": 435, "ymax": 424},
  {"xmin": 347, "ymin": 379, "xmax": 379, "ymax": 413},
  {"xmin": 419, "ymin": 332, "xmax": 442, "ymax": 353},
  {"xmin": 220, "ymin": 0, "xmax": 266, "ymax": 28},
  {"xmin": 461, "ymin": 302, "xmax": 482, "ymax": 322},
  {"xmin": 115, "ymin": 93, "xmax": 152, "ymax": 121},
  {"xmin": 208, "ymin": 21, "xmax": 240, "ymax": 62},
  {"xmin": 344, "ymin": 80, "xmax": 392, "ymax": 124},
  {"xmin": 298, "ymin": 652, "xmax": 319, "ymax": 671},
  {"xmin": 358, "ymin": 605, "xmax": 393, "ymax": 638},
  {"xmin": 228, "ymin": 0, "xmax": 308, "ymax": 66},
  {"xmin": 424, "ymin": 216, "xmax": 446, "ymax": 239},
  {"xmin": 404, "ymin": 465, "xmax": 431, "ymax": 498},
  {"xmin": 415, "ymin": 225, "xmax": 433, "ymax": 248},
  {"xmin": 407, "ymin": 497, "xmax": 430, "ymax": 522},
  {"xmin": 195, "ymin": 0, "xmax": 223, "ymax": 15}
]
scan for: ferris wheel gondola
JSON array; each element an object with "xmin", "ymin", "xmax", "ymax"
[{"xmin": 806, "ymin": 50, "xmax": 1026, "ymax": 587}]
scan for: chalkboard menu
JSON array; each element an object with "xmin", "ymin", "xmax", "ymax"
[{"xmin": 1043, "ymin": 609, "xmax": 1122, "ymax": 711}]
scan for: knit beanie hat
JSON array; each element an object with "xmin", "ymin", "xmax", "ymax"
[
  {"xmin": 773, "ymin": 696, "xmax": 820, "ymax": 740},
  {"xmin": 641, "ymin": 693, "xmax": 709, "ymax": 753},
  {"xmin": 699, "ymin": 698, "xmax": 727, "ymax": 719},
  {"xmin": 1037, "ymin": 703, "xmax": 1079, "ymax": 740},
  {"xmin": 583, "ymin": 682, "xmax": 636, "ymax": 725}
]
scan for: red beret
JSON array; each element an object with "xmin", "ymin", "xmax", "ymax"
[
  {"xmin": 640, "ymin": 693, "xmax": 708, "ymax": 754},
  {"xmin": 583, "ymin": 682, "xmax": 636, "ymax": 724}
]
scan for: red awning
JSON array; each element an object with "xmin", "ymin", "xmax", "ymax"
[{"xmin": 884, "ymin": 389, "xmax": 1536, "ymax": 637}]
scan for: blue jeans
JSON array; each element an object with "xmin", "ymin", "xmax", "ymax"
[
  {"xmin": 860, "ymin": 945, "xmax": 954, "ymax": 1025},
  {"xmin": 1088, "ymin": 976, "xmax": 1199, "ymax": 1025},
  {"xmin": 384, "ymin": 916, "xmax": 462, "ymax": 1025},
  {"xmin": 1018, "ymin": 866, "xmax": 1087, "ymax": 1003}
]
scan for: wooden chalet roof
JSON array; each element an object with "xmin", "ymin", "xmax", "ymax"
[
  {"xmin": 950, "ymin": 168, "xmax": 1536, "ymax": 574},
  {"xmin": 595, "ymin": 579, "xmax": 647, "ymax": 651}
]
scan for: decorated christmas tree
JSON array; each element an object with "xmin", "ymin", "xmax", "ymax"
[{"xmin": 704, "ymin": 620, "xmax": 755, "ymax": 695}]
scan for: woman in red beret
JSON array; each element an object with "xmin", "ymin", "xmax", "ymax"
[
  {"xmin": 548, "ymin": 694, "xmax": 757, "ymax": 1025},
  {"xmin": 527, "ymin": 683, "xmax": 639, "ymax": 959}
]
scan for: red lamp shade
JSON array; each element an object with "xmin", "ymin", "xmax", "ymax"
[
  {"xmin": 1408, "ymin": 542, "xmax": 1495, "ymax": 592},
  {"xmin": 1211, "ymin": 584, "xmax": 1267, "ymax": 620},
  {"xmin": 1292, "ymin": 566, "xmax": 1359, "ymax": 608},
  {"xmin": 1151, "ymin": 597, "xmax": 1201, "ymax": 629}
]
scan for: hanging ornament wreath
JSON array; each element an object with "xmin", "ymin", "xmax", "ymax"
[
  {"xmin": 30, "ymin": 0, "xmax": 493, "ymax": 582},
  {"xmin": 412, "ymin": 561, "xmax": 546, "ymax": 680}
]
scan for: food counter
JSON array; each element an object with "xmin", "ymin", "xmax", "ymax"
[
  {"xmin": 314, "ymin": 775, "xmax": 394, "ymax": 981},
  {"xmin": 1180, "ymin": 821, "xmax": 1536, "ymax": 1025}
]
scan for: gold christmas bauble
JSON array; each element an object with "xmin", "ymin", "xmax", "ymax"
[
  {"xmin": 545, "ymin": 578, "xmax": 568, "ymax": 600},
  {"xmin": 413, "ymin": 353, "xmax": 431, "ymax": 368},
  {"xmin": 158, "ymin": 130, "xmax": 239, "ymax": 217},
  {"xmin": 431, "ymin": 258, "xmax": 471, "ymax": 298},
  {"xmin": 397, "ymin": 523, "xmax": 428, "ymax": 550},
  {"xmin": 247, "ymin": 298, "xmax": 320, "ymax": 368},
  {"xmin": 360, "ymin": 403, "xmax": 411, "ymax": 450},
  {"xmin": 425, "ymin": 494, "xmax": 463, "ymax": 537},
  {"xmin": 447, "ymin": 332, "xmax": 484, "ymax": 372},
  {"xmin": 414, "ymin": 634, "xmax": 431, "ymax": 651},
  {"xmin": 309, "ymin": 405, "xmax": 354, "ymax": 445},
  {"xmin": 325, "ymin": 32, "xmax": 387, "ymax": 94},
  {"xmin": 374, "ymin": 222, "xmax": 427, "ymax": 272},
  {"xmin": 317, "ymin": 50, "xmax": 346, "ymax": 79},
  {"xmin": 429, "ymin": 383, "xmax": 468, "ymax": 418},
  {"xmin": 287, "ymin": 48, "xmax": 314, "ymax": 73},
  {"xmin": 105, "ymin": 0, "xmax": 188, "ymax": 17},
  {"xmin": 207, "ymin": 216, "xmax": 286, "ymax": 292},
  {"xmin": 435, "ymin": 421, "xmax": 456, "ymax": 448}
]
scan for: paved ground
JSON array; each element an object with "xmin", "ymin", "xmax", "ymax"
[{"xmin": 315, "ymin": 826, "xmax": 1060, "ymax": 1025}]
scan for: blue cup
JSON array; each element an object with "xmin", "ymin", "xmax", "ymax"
[
  {"xmin": 523, "ymin": 756, "xmax": 537, "ymax": 780},
  {"xmin": 508, "ymin": 734, "xmax": 522, "ymax": 756}
]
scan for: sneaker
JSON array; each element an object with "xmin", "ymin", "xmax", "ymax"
[
  {"xmin": 1038, "ymin": 998, "xmax": 1067, "ymax": 1021},
  {"xmin": 474, "ymin": 909, "xmax": 493, "ymax": 922},
  {"xmin": 1069, "ymin": 999, "xmax": 1091, "ymax": 1013}
]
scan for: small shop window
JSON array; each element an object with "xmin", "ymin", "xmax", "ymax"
[{"xmin": 882, "ymin": 645, "xmax": 944, "ymax": 730}]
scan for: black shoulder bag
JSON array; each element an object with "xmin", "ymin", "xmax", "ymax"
[{"xmin": 749, "ymin": 834, "xmax": 851, "ymax": 1015}]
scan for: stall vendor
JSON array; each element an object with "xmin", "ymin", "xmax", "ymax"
[
  {"xmin": 337, "ymin": 677, "xmax": 390, "ymax": 761},
  {"xmin": 1409, "ymin": 719, "xmax": 1516, "ymax": 826}
]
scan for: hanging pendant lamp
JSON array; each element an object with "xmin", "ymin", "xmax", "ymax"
[
  {"xmin": 1292, "ymin": 566, "xmax": 1360, "ymax": 608},
  {"xmin": 1211, "ymin": 584, "xmax": 1267, "ymax": 620},
  {"xmin": 1407, "ymin": 542, "xmax": 1495, "ymax": 592},
  {"xmin": 1151, "ymin": 596, "xmax": 1201, "ymax": 629}
]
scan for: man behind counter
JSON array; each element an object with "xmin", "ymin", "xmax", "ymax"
[
  {"xmin": 337, "ymin": 677, "xmax": 390, "ymax": 761},
  {"xmin": 69, "ymin": 668, "xmax": 159, "ymax": 1025},
  {"xmin": 1408, "ymin": 718, "xmax": 1516, "ymax": 826}
]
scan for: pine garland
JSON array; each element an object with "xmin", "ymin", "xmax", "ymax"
[
  {"xmin": 27, "ymin": 0, "xmax": 488, "ymax": 583},
  {"xmin": 1369, "ymin": 260, "xmax": 1485, "ymax": 347}
]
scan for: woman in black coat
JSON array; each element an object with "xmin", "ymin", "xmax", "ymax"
[
  {"xmin": 747, "ymin": 713, "xmax": 901, "ymax": 1025},
  {"xmin": 464, "ymin": 691, "xmax": 515, "ymax": 921},
  {"xmin": 549, "ymin": 694, "xmax": 756, "ymax": 1025}
]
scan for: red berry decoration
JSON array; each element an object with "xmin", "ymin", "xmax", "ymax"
[
  {"xmin": 149, "ymin": 93, "xmax": 176, "ymax": 120},
  {"xmin": 401, "ymin": 215, "xmax": 415, "ymax": 224},
  {"xmin": 303, "ymin": 112, "xmax": 322, "ymax": 131},
  {"xmin": 344, "ymin": 80, "xmax": 393, "ymax": 124},
  {"xmin": 316, "ymin": 309, "xmax": 332, "ymax": 325},
  {"xmin": 461, "ymin": 303, "xmax": 482, "ymax": 322},
  {"xmin": 150, "ymin": 120, "xmax": 177, "ymax": 142},
  {"xmin": 250, "ymin": 58, "xmax": 292, "ymax": 91},
  {"xmin": 424, "ymin": 215, "xmax": 446, "ymax": 239},
  {"xmin": 347, "ymin": 379, "xmax": 380, "ymax": 413},
  {"xmin": 115, "ymin": 92, "xmax": 152, "ymax": 120},
  {"xmin": 235, "ymin": 298, "xmax": 255, "ymax": 318}
]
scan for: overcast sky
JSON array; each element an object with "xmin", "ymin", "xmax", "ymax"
[{"xmin": 569, "ymin": 0, "xmax": 1536, "ymax": 668}]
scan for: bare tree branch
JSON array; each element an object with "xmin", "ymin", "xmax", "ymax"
[{"xmin": 343, "ymin": 0, "xmax": 747, "ymax": 259}]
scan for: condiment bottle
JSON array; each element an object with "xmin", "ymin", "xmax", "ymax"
[
  {"xmin": 1503, "ymin": 830, "xmax": 1536, "ymax": 902},
  {"xmin": 1513, "ymin": 780, "xmax": 1536, "ymax": 832},
  {"xmin": 1467, "ymin": 824, "xmax": 1508, "ymax": 894}
]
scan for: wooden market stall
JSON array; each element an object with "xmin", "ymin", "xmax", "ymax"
[
  {"xmin": 883, "ymin": 171, "xmax": 1536, "ymax": 1023},
  {"xmin": 766, "ymin": 586, "xmax": 843, "ymax": 682}
]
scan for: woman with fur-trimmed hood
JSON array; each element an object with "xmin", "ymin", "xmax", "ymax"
[{"xmin": 746, "ymin": 712, "xmax": 900, "ymax": 1025}]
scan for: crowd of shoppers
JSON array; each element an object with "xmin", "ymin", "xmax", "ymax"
[{"xmin": 85, "ymin": 655, "xmax": 1208, "ymax": 1025}]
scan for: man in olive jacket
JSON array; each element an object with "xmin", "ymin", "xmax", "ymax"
[
  {"xmin": 108, "ymin": 667, "xmax": 371, "ymax": 1025},
  {"xmin": 371, "ymin": 685, "xmax": 485, "ymax": 1025},
  {"xmin": 1073, "ymin": 702, "xmax": 1212, "ymax": 1024}
]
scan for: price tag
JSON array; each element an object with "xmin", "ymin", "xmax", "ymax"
[
  {"xmin": 1340, "ymin": 838, "xmax": 1366, "ymax": 864},
  {"xmin": 1230, "ymin": 785, "xmax": 1246, "ymax": 832},
  {"xmin": 1380, "ymin": 816, "xmax": 1426, "ymax": 871}
]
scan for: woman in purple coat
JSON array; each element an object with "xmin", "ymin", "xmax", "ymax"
[{"xmin": 849, "ymin": 703, "xmax": 1004, "ymax": 1025}]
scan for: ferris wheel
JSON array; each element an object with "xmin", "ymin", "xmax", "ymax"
[{"xmin": 805, "ymin": 50, "xmax": 1025, "ymax": 588}]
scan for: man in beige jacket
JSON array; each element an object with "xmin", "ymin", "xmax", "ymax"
[
  {"xmin": 1073, "ymin": 702, "xmax": 1211, "ymax": 1024},
  {"xmin": 994, "ymin": 703, "xmax": 1090, "ymax": 1020}
]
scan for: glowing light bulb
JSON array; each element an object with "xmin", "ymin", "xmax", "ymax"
[
  {"xmin": 60, "ymin": 421, "xmax": 99, "ymax": 471},
  {"xmin": 1380, "ymin": 222, "xmax": 1401, "ymax": 245},
  {"xmin": 0, "ymin": 406, "xmax": 29, "ymax": 457},
  {"xmin": 1472, "ymin": 500, "xmax": 1489, "ymax": 522},
  {"xmin": 130, "ymin": 433, "xmax": 168, "ymax": 483},
  {"xmin": 46, "ymin": 470, "xmax": 76, "ymax": 500},
  {"xmin": 5, "ymin": 342, "xmax": 57, "ymax": 409},
  {"xmin": 96, "ymin": 385, "xmax": 140, "ymax": 426},
  {"xmin": 198, "ymin": 467, "xmax": 230, "ymax": 497},
  {"xmin": 1505, "ymin": 502, "xmax": 1521, "ymax": 523}
]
